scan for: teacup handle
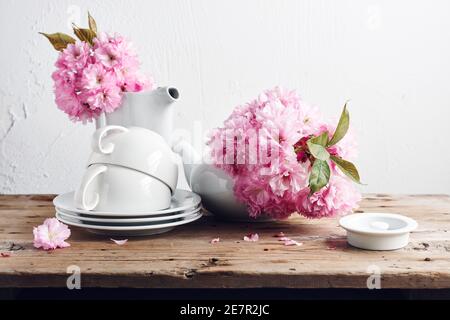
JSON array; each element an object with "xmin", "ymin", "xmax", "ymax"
[
  {"xmin": 74, "ymin": 165, "xmax": 107, "ymax": 211},
  {"xmin": 92, "ymin": 125, "xmax": 129, "ymax": 154}
]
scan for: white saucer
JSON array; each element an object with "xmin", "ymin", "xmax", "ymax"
[
  {"xmin": 56, "ymin": 206, "xmax": 201, "ymax": 224},
  {"xmin": 55, "ymin": 211, "xmax": 203, "ymax": 236},
  {"xmin": 57, "ymin": 210, "xmax": 200, "ymax": 227},
  {"xmin": 53, "ymin": 189, "xmax": 201, "ymax": 217}
]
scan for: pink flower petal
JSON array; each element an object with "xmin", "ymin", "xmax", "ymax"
[
  {"xmin": 1, "ymin": 252, "xmax": 11, "ymax": 258},
  {"xmin": 210, "ymin": 237, "xmax": 220, "ymax": 244},
  {"xmin": 273, "ymin": 232, "xmax": 285, "ymax": 238},
  {"xmin": 33, "ymin": 218, "xmax": 71, "ymax": 251},
  {"xmin": 278, "ymin": 237, "xmax": 291, "ymax": 241},
  {"xmin": 243, "ymin": 233, "xmax": 259, "ymax": 242},
  {"xmin": 284, "ymin": 239, "xmax": 303, "ymax": 246},
  {"xmin": 111, "ymin": 239, "xmax": 128, "ymax": 245},
  {"xmin": 327, "ymin": 246, "xmax": 337, "ymax": 250}
]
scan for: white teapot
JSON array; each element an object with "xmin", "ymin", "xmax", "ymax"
[{"xmin": 96, "ymin": 86, "xmax": 270, "ymax": 221}]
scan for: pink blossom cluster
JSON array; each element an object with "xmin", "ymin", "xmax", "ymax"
[
  {"xmin": 33, "ymin": 218, "xmax": 71, "ymax": 250},
  {"xmin": 52, "ymin": 32, "xmax": 154, "ymax": 122},
  {"xmin": 207, "ymin": 87, "xmax": 361, "ymax": 219}
]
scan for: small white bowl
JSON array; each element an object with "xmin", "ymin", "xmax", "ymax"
[{"xmin": 339, "ymin": 213, "xmax": 418, "ymax": 251}]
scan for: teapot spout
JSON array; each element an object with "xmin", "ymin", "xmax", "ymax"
[{"xmin": 159, "ymin": 86, "xmax": 180, "ymax": 104}]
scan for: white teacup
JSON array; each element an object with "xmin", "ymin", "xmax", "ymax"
[
  {"xmin": 87, "ymin": 126, "xmax": 179, "ymax": 194},
  {"xmin": 74, "ymin": 163, "xmax": 171, "ymax": 213}
]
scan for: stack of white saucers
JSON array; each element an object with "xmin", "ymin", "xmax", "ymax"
[{"xmin": 54, "ymin": 189, "xmax": 202, "ymax": 236}]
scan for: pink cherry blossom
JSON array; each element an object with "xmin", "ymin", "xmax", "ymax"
[
  {"xmin": 53, "ymin": 86, "xmax": 102, "ymax": 123},
  {"xmin": 51, "ymin": 33, "xmax": 154, "ymax": 122},
  {"xmin": 55, "ymin": 41, "xmax": 91, "ymax": 71},
  {"xmin": 93, "ymin": 32, "xmax": 139, "ymax": 71},
  {"xmin": 119, "ymin": 71, "xmax": 154, "ymax": 92},
  {"xmin": 243, "ymin": 233, "xmax": 259, "ymax": 242},
  {"xmin": 207, "ymin": 86, "xmax": 361, "ymax": 219},
  {"xmin": 81, "ymin": 64, "xmax": 115, "ymax": 91},
  {"xmin": 33, "ymin": 218, "xmax": 71, "ymax": 250},
  {"xmin": 296, "ymin": 175, "xmax": 362, "ymax": 218},
  {"xmin": 284, "ymin": 239, "xmax": 303, "ymax": 246},
  {"xmin": 85, "ymin": 85, "xmax": 122, "ymax": 113},
  {"xmin": 268, "ymin": 165, "xmax": 308, "ymax": 197}
]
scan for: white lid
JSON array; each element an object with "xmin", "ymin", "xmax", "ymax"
[{"xmin": 339, "ymin": 212, "xmax": 418, "ymax": 235}]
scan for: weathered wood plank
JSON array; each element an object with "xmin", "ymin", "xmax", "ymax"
[{"xmin": 0, "ymin": 194, "xmax": 449, "ymax": 288}]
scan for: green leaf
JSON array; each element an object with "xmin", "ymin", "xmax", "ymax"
[
  {"xmin": 330, "ymin": 155, "xmax": 362, "ymax": 184},
  {"xmin": 309, "ymin": 131, "xmax": 329, "ymax": 147},
  {"xmin": 328, "ymin": 102, "xmax": 350, "ymax": 146},
  {"xmin": 309, "ymin": 159, "xmax": 331, "ymax": 194},
  {"xmin": 307, "ymin": 140, "xmax": 330, "ymax": 161},
  {"xmin": 88, "ymin": 12, "xmax": 97, "ymax": 33},
  {"xmin": 39, "ymin": 32, "xmax": 76, "ymax": 51},
  {"xmin": 72, "ymin": 24, "xmax": 96, "ymax": 45}
]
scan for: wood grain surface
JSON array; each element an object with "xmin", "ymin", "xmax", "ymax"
[{"xmin": 0, "ymin": 194, "xmax": 449, "ymax": 289}]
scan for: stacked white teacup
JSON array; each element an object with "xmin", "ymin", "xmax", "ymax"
[
  {"xmin": 53, "ymin": 125, "xmax": 202, "ymax": 236},
  {"xmin": 76, "ymin": 125, "xmax": 177, "ymax": 212}
]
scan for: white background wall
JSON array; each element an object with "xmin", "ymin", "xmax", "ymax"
[{"xmin": 1, "ymin": 0, "xmax": 449, "ymax": 195}]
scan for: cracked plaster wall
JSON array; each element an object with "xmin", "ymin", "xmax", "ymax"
[{"xmin": 1, "ymin": 0, "xmax": 450, "ymax": 194}]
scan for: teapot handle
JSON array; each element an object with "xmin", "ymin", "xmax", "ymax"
[
  {"xmin": 92, "ymin": 125, "xmax": 129, "ymax": 154},
  {"xmin": 171, "ymin": 138, "xmax": 202, "ymax": 186}
]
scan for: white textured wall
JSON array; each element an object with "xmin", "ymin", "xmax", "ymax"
[{"xmin": 1, "ymin": 0, "xmax": 449, "ymax": 194}]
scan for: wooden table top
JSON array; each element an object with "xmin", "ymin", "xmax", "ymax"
[{"xmin": 0, "ymin": 194, "xmax": 449, "ymax": 289}]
